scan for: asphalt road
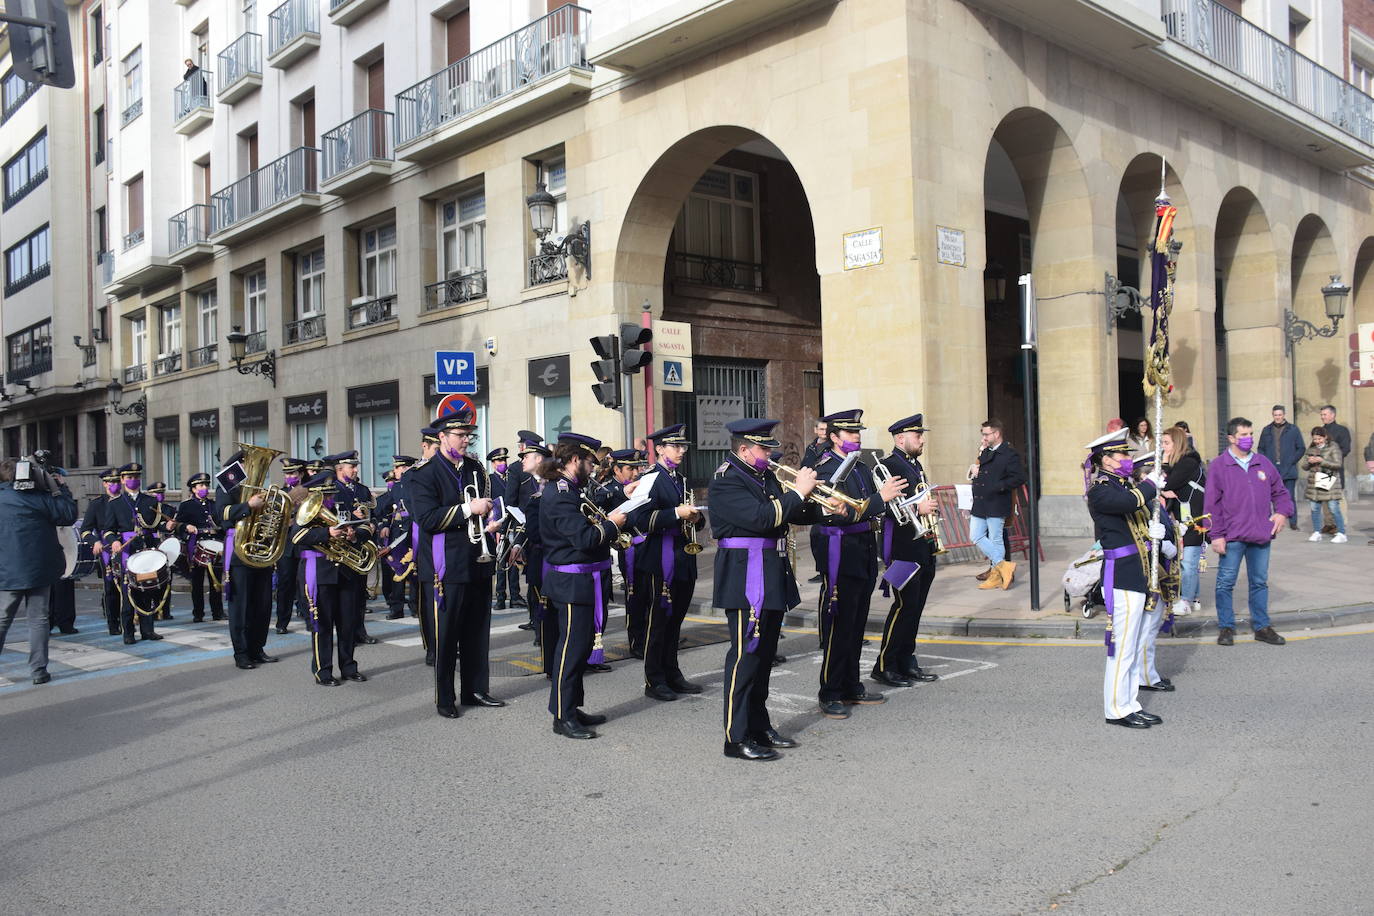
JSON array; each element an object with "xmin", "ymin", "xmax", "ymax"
[{"xmin": 2, "ymin": 591, "xmax": 1372, "ymax": 915}]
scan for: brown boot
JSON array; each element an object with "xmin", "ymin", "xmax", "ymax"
[
  {"xmin": 975, "ymin": 568, "xmax": 992, "ymax": 581},
  {"xmin": 977, "ymin": 567, "xmax": 1003, "ymax": 589},
  {"xmin": 997, "ymin": 560, "xmax": 1016, "ymax": 589}
]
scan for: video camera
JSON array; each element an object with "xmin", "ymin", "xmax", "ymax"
[{"xmin": 13, "ymin": 449, "xmax": 63, "ymax": 493}]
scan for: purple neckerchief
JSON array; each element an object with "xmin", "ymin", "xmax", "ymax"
[
  {"xmin": 1101, "ymin": 544, "xmax": 1138, "ymax": 657},
  {"xmin": 300, "ymin": 549, "xmax": 323, "ymax": 633},
  {"xmin": 223, "ymin": 529, "xmax": 235, "ymax": 600},
  {"xmin": 816, "ymin": 522, "xmax": 873, "ymax": 615},
  {"xmin": 549, "ymin": 559, "xmax": 613, "ymax": 663},
  {"xmin": 718, "ymin": 537, "xmax": 781, "ymax": 652}
]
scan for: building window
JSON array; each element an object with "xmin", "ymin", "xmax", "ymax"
[
  {"xmin": 124, "ymin": 175, "xmax": 144, "ymax": 248},
  {"xmin": 93, "ymin": 108, "xmax": 106, "ymax": 164},
  {"xmin": 528, "ymin": 159, "xmax": 566, "ymax": 255},
  {"xmin": 121, "ymin": 47, "xmax": 143, "ymax": 124},
  {"xmin": 237, "ymin": 425, "xmax": 268, "ymax": 447},
  {"xmin": 535, "ymin": 393, "xmax": 571, "ymax": 445},
  {"xmin": 672, "ymin": 166, "xmax": 762, "ymax": 291},
  {"xmin": 196, "ymin": 432, "xmax": 220, "ymax": 474},
  {"xmin": 361, "ymin": 224, "xmax": 397, "ymax": 297},
  {"xmin": 1355, "ymin": 54, "xmax": 1374, "ymax": 94},
  {"xmin": 129, "ymin": 440, "xmax": 145, "ymax": 467},
  {"xmin": 292, "ymin": 420, "xmax": 327, "ymax": 462},
  {"xmin": 296, "ymin": 248, "xmax": 325, "ymax": 318},
  {"xmin": 354, "ymin": 412, "xmax": 398, "ymax": 488},
  {"xmin": 441, "ymin": 191, "xmax": 486, "ymax": 277},
  {"xmin": 197, "ymin": 288, "xmax": 218, "ymax": 346},
  {"xmin": 4, "ymin": 224, "xmax": 51, "ymax": 295},
  {"xmin": 3, "ymin": 129, "xmax": 48, "ymax": 210},
  {"xmin": 162, "ymin": 439, "xmax": 182, "ymax": 489},
  {"xmin": 91, "ymin": 9, "xmax": 104, "ymax": 64},
  {"xmin": 245, "ymin": 269, "xmax": 268, "ymax": 335},
  {"xmin": 2, "ymin": 69, "xmax": 38, "ymax": 124},
  {"xmin": 158, "ymin": 302, "xmax": 182, "ymax": 357},
  {"xmin": 129, "ymin": 315, "xmax": 148, "ymax": 367},
  {"xmin": 242, "ymin": 0, "xmax": 257, "ymax": 31},
  {"xmin": 6, "ymin": 320, "xmax": 53, "ymax": 381}
]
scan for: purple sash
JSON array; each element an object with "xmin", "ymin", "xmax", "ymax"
[
  {"xmin": 625, "ymin": 534, "xmax": 645, "ymax": 597},
  {"xmin": 659, "ymin": 531, "xmax": 679, "ymax": 613},
  {"xmin": 1101, "ymin": 544, "xmax": 1138, "ymax": 657},
  {"xmin": 223, "ymin": 529, "xmax": 236, "ymax": 600},
  {"xmin": 718, "ymin": 537, "xmax": 784, "ymax": 653},
  {"xmin": 431, "ymin": 532, "xmax": 446, "ymax": 602},
  {"xmin": 817, "ymin": 522, "xmax": 873, "ymax": 616},
  {"xmin": 549, "ymin": 559, "xmax": 613, "ymax": 663},
  {"xmin": 301, "ymin": 549, "xmax": 323, "ymax": 633}
]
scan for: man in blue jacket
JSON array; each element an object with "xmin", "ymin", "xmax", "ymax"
[
  {"xmin": 0, "ymin": 458, "xmax": 79, "ymax": 685},
  {"xmin": 1257, "ymin": 405, "xmax": 1304, "ymax": 530}
]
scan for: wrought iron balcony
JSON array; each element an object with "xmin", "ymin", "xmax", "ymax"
[
  {"xmin": 285, "ymin": 315, "xmax": 326, "ymax": 345},
  {"xmin": 346, "ymin": 294, "xmax": 397, "ymax": 330},
  {"xmin": 122, "ymin": 363, "xmax": 147, "ymax": 383},
  {"xmin": 121, "ymin": 96, "xmax": 142, "ymax": 126},
  {"xmin": 169, "ymin": 204, "xmax": 214, "ymax": 253},
  {"xmin": 527, "ymin": 254, "xmax": 568, "ymax": 287},
  {"xmin": 672, "ymin": 252, "xmax": 764, "ymax": 293},
  {"xmin": 173, "ymin": 69, "xmax": 213, "ymax": 128},
  {"xmin": 267, "ymin": 0, "xmax": 321, "ymax": 66},
  {"xmin": 187, "ymin": 343, "xmax": 218, "ymax": 368},
  {"xmin": 97, "ymin": 251, "xmax": 114, "ymax": 286},
  {"xmin": 7, "ymin": 353, "xmax": 52, "ymax": 382},
  {"xmin": 423, "ymin": 272, "xmax": 488, "ymax": 311},
  {"xmin": 154, "ymin": 351, "xmax": 183, "ymax": 376},
  {"xmin": 217, "ymin": 33, "xmax": 263, "ymax": 102},
  {"xmin": 2, "ymin": 165, "xmax": 46, "ymax": 210},
  {"xmin": 395, "ymin": 5, "xmax": 591, "ymax": 147},
  {"xmin": 245, "ymin": 330, "xmax": 267, "ymax": 354},
  {"xmin": 122, "ymin": 228, "xmax": 145, "ymax": 251},
  {"xmin": 322, "ymin": 109, "xmax": 394, "ymax": 181},
  {"xmin": 211, "ymin": 146, "xmax": 320, "ymax": 235}
]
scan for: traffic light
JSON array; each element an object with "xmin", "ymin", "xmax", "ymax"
[
  {"xmin": 3, "ymin": 0, "xmax": 76, "ymax": 90},
  {"xmin": 590, "ymin": 334, "xmax": 621, "ymax": 409},
  {"xmin": 620, "ymin": 324, "xmax": 652, "ymax": 374}
]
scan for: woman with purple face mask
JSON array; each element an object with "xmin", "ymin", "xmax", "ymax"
[
  {"xmin": 98, "ymin": 463, "xmax": 164, "ymax": 644},
  {"xmin": 175, "ymin": 473, "xmax": 225, "ymax": 622},
  {"xmin": 79, "ymin": 468, "xmax": 125, "ymax": 635}
]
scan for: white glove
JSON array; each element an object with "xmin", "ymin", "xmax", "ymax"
[
  {"xmin": 1147, "ymin": 521, "xmax": 1166, "ymax": 541},
  {"xmin": 1161, "ymin": 540, "xmax": 1177, "ymax": 559},
  {"xmin": 1146, "ymin": 470, "xmax": 1165, "ymax": 487}
]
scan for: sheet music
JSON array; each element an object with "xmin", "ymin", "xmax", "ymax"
[{"xmin": 612, "ymin": 471, "xmax": 659, "ymax": 515}]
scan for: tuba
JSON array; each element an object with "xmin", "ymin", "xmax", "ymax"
[
  {"xmin": 294, "ymin": 491, "xmax": 379, "ymax": 575},
  {"xmin": 232, "ymin": 443, "xmax": 292, "ymax": 568}
]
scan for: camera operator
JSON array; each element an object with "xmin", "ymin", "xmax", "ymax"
[
  {"xmin": 0, "ymin": 454, "xmax": 79, "ymax": 685},
  {"xmin": 48, "ymin": 465, "xmax": 80, "ymax": 635}
]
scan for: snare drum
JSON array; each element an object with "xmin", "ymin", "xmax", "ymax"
[
  {"xmin": 125, "ymin": 549, "xmax": 171, "ymax": 592},
  {"xmin": 192, "ymin": 538, "xmax": 225, "ymax": 569},
  {"xmin": 158, "ymin": 538, "xmax": 182, "ymax": 572}
]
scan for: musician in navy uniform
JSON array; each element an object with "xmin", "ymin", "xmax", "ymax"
[
  {"xmin": 273, "ymin": 457, "xmax": 307, "ymax": 634},
  {"xmin": 81, "ymin": 468, "xmax": 123, "ymax": 635},
  {"xmin": 215, "ymin": 451, "xmax": 278, "ymax": 670},
  {"xmin": 145, "ymin": 481, "xmax": 177, "ymax": 621},
  {"xmin": 332, "ymin": 451, "xmax": 378, "ymax": 646},
  {"xmin": 1085, "ymin": 429, "xmax": 1174, "ymax": 729},
  {"xmin": 486, "ymin": 447, "xmax": 524, "ymax": 612},
  {"xmin": 409, "ymin": 411, "xmax": 505, "ymax": 719},
  {"xmin": 377, "ymin": 455, "xmax": 418, "ymax": 620},
  {"xmin": 627, "ymin": 426, "xmax": 705, "ymax": 701},
  {"xmin": 174, "ymin": 472, "xmax": 224, "ymax": 623},
  {"xmin": 603, "ymin": 448, "xmax": 647, "ymax": 657},
  {"xmin": 709, "ymin": 419, "xmax": 827, "ymax": 760},
  {"xmin": 504, "ymin": 432, "xmax": 537, "ymax": 635},
  {"xmin": 807, "ymin": 410, "xmax": 904, "ymax": 719},
  {"xmin": 538, "ymin": 432, "xmax": 628, "ymax": 739},
  {"xmin": 99, "ymin": 463, "xmax": 166, "ymax": 645},
  {"xmin": 509, "ymin": 434, "xmax": 552, "ymax": 662},
  {"xmin": 291, "ymin": 472, "xmax": 368, "ymax": 686},
  {"xmin": 872, "ymin": 414, "xmax": 941, "ymax": 687},
  {"xmin": 415, "ymin": 428, "xmax": 441, "ymax": 665}
]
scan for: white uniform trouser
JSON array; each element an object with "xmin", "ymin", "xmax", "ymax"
[
  {"xmin": 1103, "ymin": 588, "xmax": 1147, "ymax": 719},
  {"xmin": 1137, "ymin": 600, "xmax": 1165, "ymax": 688}
]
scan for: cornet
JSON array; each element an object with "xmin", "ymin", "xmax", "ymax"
[
  {"xmin": 581, "ymin": 495, "xmax": 633, "ymax": 549},
  {"xmin": 873, "ymin": 463, "xmax": 946, "ymax": 554},
  {"xmin": 682, "ymin": 497, "xmax": 703, "ymax": 555},
  {"xmin": 464, "ymin": 483, "xmax": 494, "ymax": 564},
  {"xmin": 768, "ymin": 459, "xmax": 870, "ymax": 517}
]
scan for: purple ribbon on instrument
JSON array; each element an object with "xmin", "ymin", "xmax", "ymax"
[
  {"xmin": 719, "ymin": 537, "xmax": 781, "ymax": 653},
  {"xmin": 817, "ymin": 522, "xmax": 872, "ymax": 618},
  {"xmin": 549, "ymin": 559, "xmax": 613, "ymax": 663},
  {"xmin": 101, "ymin": 549, "xmax": 113, "ymax": 582},
  {"xmin": 301, "ymin": 549, "xmax": 323, "ymax": 633},
  {"xmin": 223, "ymin": 529, "xmax": 235, "ymax": 600},
  {"xmin": 1100, "ymin": 544, "xmax": 1138, "ymax": 657}
]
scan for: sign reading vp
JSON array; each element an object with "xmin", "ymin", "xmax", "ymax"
[{"xmin": 434, "ymin": 350, "xmax": 478, "ymax": 394}]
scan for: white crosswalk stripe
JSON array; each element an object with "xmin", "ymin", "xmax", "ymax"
[
  {"xmin": 9, "ymin": 640, "xmax": 146, "ymax": 672},
  {"xmin": 154, "ymin": 626, "xmax": 236, "ymax": 651}
]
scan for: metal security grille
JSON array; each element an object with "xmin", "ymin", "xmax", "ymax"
[{"xmin": 671, "ymin": 358, "xmax": 767, "ymax": 489}]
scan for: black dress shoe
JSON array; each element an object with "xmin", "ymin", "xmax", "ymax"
[
  {"xmin": 235, "ymin": 660, "xmax": 257, "ymax": 670},
  {"xmin": 574, "ymin": 709, "xmax": 607, "ymax": 726},
  {"xmin": 425, "ymin": 655, "xmax": 435, "ymax": 667},
  {"xmin": 108, "ymin": 629, "xmax": 122, "ymax": 636},
  {"xmin": 1217, "ymin": 627, "xmax": 1235, "ymax": 646},
  {"xmin": 723, "ymin": 740, "xmax": 779, "ymax": 761},
  {"xmin": 58, "ymin": 627, "xmax": 78, "ymax": 635},
  {"xmin": 212, "ymin": 614, "xmax": 226, "ymax": 621},
  {"xmin": 773, "ymin": 654, "xmax": 788, "ymax": 665},
  {"xmin": 360, "ymin": 636, "xmax": 379, "ymax": 645},
  {"xmin": 1106, "ymin": 713, "xmax": 1151, "ymax": 728},
  {"xmin": 386, "ymin": 612, "xmax": 403, "ymax": 620},
  {"xmin": 510, "ymin": 596, "xmax": 527, "ymax": 608},
  {"xmin": 275, "ymin": 626, "xmax": 289, "ymax": 634},
  {"xmin": 750, "ymin": 728, "xmax": 798, "ymax": 749},
  {"xmin": 645, "ymin": 684, "xmax": 678, "ymax": 702},
  {"xmin": 1135, "ymin": 711, "xmax": 1162, "ymax": 725},
  {"xmin": 32, "ymin": 670, "xmax": 51, "ymax": 685},
  {"xmin": 162, "ymin": 613, "xmax": 175, "ymax": 620},
  {"xmin": 436, "ymin": 704, "xmax": 461, "ymax": 718},
  {"xmin": 460, "ymin": 692, "xmax": 505, "ymax": 707},
  {"xmin": 1254, "ymin": 626, "xmax": 1286, "ymax": 645},
  {"xmin": 667, "ymin": 678, "xmax": 703, "ymax": 694},
  {"xmin": 808, "ymin": 573, "xmax": 823, "ymax": 584},
  {"xmin": 123, "ymin": 636, "xmax": 136, "ymax": 645},
  {"xmin": 629, "ymin": 648, "xmax": 645, "ymax": 660},
  {"xmin": 553, "ymin": 718, "xmax": 597, "ymax": 739},
  {"xmin": 870, "ymin": 669, "xmax": 913, "ymax": 688},
  {"xmin": 252, "ymin": 653, "xmax": 278, "ymax": 664},
  {"xmin": 1140, "ymin": 679, "xmax": 1175, "ymax": 692},
  {"xmin": 194, "ymin": 617, "xmax": 206, "ymax": 623},
  {"xmin": 819, "ymin": 699, "xmax": 850, "ymax": 719},
  {"xmin": 494, "ymin": 598, "xmax": 507, "ymax": 610},
  {"xmin": 517, "ymin": 622, "xmax": 535, "ymax": 631},
  {"xmin": 143, "ymin": 633, "xmax": 164, "ymax": 641},
  {"xmin": 342, "ymin": 672, "xmax": 368, "ymax": 682},
  {"xmin": 843, "ymin": 691, "xmax": 887, "ymax": 705},
  {"xmin": 903, "ymin": 663, "xmax": 939, "ymax": 682},
  {"xmin": 587, "ymin": 662, "xmax": 613, "ymax": 672},
  {"xmin": 316, "ymin": 677, "xmax": 340, "ymax": 687}
]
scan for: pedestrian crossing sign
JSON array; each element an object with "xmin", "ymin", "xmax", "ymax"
[{"xmin": 662, "ymin": 359, "xmax": 691, "ymax": 390}]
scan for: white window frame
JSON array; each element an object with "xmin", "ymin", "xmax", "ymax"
[
  {"xmin": 197, "ymin": 287, "xmax": 218, "ymax": 348},
  {"xmin": 296, "ymin": 248, "xmax": 325, "ymax": 319},
  {"xmin": 236, "ymin": 426, "xmax": 268, "ymax": 448},
  {"xmin": 245, "ymin": 270, "xmax": 267, "ymax": 334},
  {"xmin": 440, "ymin": 190, "xmax": 486, "ymax": 278},
  {"xmin": 161, "ymin": 439, "xmax": 181, "ymax": 489},
  {"xmin": 535, "ymin": 393, "xmax": 571, "ymax": 446},
  {"xmin": 354, "ymin": 412, "xmax": 399, "ymax": 488},
  {"xmin": 292, "ymin": 421, "xmax": 327, "ymax": 463},
  {"xmin": 674, "ymin": 165, "xmax": 761, "ymax": 264},
  {"xmin": 196, "ymin": 432, "xmax": 219, "ymax": 474},
  {"xmin": 122, "ymin": 46, "xmax": 141, "ymax": 110},
  {"xmin": 158, "ymin": 302, "xmax": 182, "ymax": 357},
  {"xmin": 360, "ymin": 224, "xmax": 397, "ymax": 298},
  {"xmin": 130, "ymin": 315, "xmax": 147, "ymax": 365}
]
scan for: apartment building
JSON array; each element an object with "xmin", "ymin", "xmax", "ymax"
[{"xmin": 8, "ymin": 0, "xmax": 1374, "ymax": 532}]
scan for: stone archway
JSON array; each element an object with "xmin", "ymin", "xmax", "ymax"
[
  {"xmin": 1289, "ymin": 214, "xmax": 1345, "ymax": 430},
  {"xmin": 1351, "ymin": 237, "xmax": 1374, "ymax": 449},
  {"xmin": 1215, "ymin": 187, "xmax": 1282, "ymax": 445}
]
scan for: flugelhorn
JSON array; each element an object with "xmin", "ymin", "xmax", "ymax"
[
  {"xmin": 768, "ymin": 459, "xmax": 870, "ymax": 517},
  {"xmin": 294, "ymin": 492, "xmax": 379, "ymax": 575},
  {"xmin": 581, "ymin": 494, "xmax": 632, "ymax": 549},
  {"xmin": 465, "ymin": 483, "xmax": 494, "ymax": 564}
]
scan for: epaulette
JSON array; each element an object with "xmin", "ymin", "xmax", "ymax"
[
  {"xmin": 557, "ymin": 479, "xmax": 569, "ymax": 492},
  {"xmin": 714, "ymin": 462, "xmax": 730, "ymax": 478}
]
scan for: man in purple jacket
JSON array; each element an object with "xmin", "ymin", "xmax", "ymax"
[{"xmin": 1204, "ymin": 417, "xmax": 1295, "ymax": 647}]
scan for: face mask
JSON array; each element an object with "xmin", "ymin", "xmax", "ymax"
[
  {"xmin": 494, "ymin": 462, "xmax": 507, "ymax": 473},
  {"xmin": 194, "ymin": 486, "xmax": 209, "ymax": 499},
  {"xmin": 124, "ymin": 478, "xmax": 141, "ymax": 491},
  {"xmin": 283, "ymin": 475, "xmax": 300, "ymax": 488},
  {"xmin": 1114, "ymin": 457, "xmax": 1135, "ymax": 477},
  {"xmin": 153, "ymin": 493, "xmax": 164, "ymax": 503},
  {"xmin": 444, "ymin": 445, "xmax": 464, "ymax": 462},
  {"xmin": 1236, "ymin": 435, "xmax": 1254, "ymax": 452},
  {"xmin": 105, "ymin": 482, "xmax": 120, "ymax": 496},
  {"xmin": 839, "ymin": 439, "xmax": 861, "ymax": 454},
  {"xmin": 662, "ymin": 456, "xmax": 679, "ymax": 469},
  {"xmin": 750, "ymin": 454, "xmax": 770, "ymax": 471},
  {"xmin": 385, "ymin": 481, "xmax": 395, "ymax": 490}
]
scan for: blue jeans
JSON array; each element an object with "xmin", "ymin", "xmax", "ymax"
[
  {"xmin": 1180, "ymin": 544, "xmax": 1202, "ymax": 602},
  {"xmin": 971, "ymin": 515, "xmax": 1005, "ymax": 565},
  {"xmin": 1214, "ymin": 541, "xmax": 1270, "ymax": 632},
  {"xmin": 1309, "ymin": 500, "xmax": 1345, "ymax": 534}
]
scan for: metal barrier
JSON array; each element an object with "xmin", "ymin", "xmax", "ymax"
[{"xmin": 929, "ymin": 484, "xmax": 1042, "ymax": 564}]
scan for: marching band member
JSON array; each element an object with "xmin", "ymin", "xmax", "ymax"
[
  {"xmin": 290, "ymin": 471, "xmax": 368, "ymax": 686},
  {"xmin": 174, "ymin": 472, "xmax": 224, "ymax": 623},
  {"xmin": 215, "ymin": 451, "xmax": 278, "ymax": 670},
  {"xmin": 416, "ymin": 428, "xmax": 441, "ymax": 665},
  {"xmin": 538, "ymin": 432, "xmax": 627, "ymax": 739},
  {"xmin": 377, "ymin": 455, "xmax": 418, "ymax": 621},
  {"xmin": 710, "ymin": 419, "xmax": 825, "ymax": 760},
  {"xmin": 99, "ymin": 463, "xmax": 165, "ymax": 645},
  {"xmin": 409, "ymin": 410, "xmax": 505, "ymax": 719},
  {"xmin": 146, "ymin": 482, "xmax": 178, "ymax": 621},
  {"xmin": 332, "ymin": 451, "xmax": 378, "ymax": 646},
  {"xmin": 872, "ymin": 414, "xmax": 941, "ymax": 687},
  {"xmin": 606, "ymin": 448, "xmax": 647, "ymax": 657},
  {"xmin": 487, "ymin": 447, "xmax": 524, "ymax": 612},
  {"xmin": 630, "ymin": 425, "xmax": 705, "ymax": 701},
  {"xmin": 809, "ymin": 410, "xmax": 904, "ymax": 720},
  {"xmin": 81, "ymin": 468, "xmax": 123, "ymax": 636},
  {"xmin": 274, "ymin": 457, "xmax": 308, "ymax": 634},
  {"xmin": 509, "ymin": 432, "xmax": 552, "ymax": 660}
]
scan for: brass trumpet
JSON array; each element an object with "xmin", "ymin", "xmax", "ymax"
[
  {"xmin": 682, "ymin": 498, "xmax": 703, "ymax": 555},
  {"xmin": 465, "ymin": 484, "xmax": 494, "ymax": 564},
  {"xmin": 581, "ymin": 495, "xmax": 632, "ymax": 549},
  {"xmin": 768, "ymin": 459, "xmax": 870, "ymax": 517},
  {"xmin": 873, "ymin": 463, "xmax": 947, "ymax": 555}
]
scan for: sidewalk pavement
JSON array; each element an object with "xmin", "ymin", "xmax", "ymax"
[{"xmin": 677, "ymin": 503, "xmax": 1374, "ymax": 639}]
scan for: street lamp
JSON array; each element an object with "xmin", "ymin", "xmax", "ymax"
[
  {"xmin": 225, "ymin": 326, "xmax": 276, "ymax": 386},
  {"xmin": 525, "ymin": 170, "xmax": 591, "ymax": 279},
  {"xmin": 106, "ymin": 377, "xmax": 146, "ymax": 418},
  {"xmin": 1284, "ymin": 274, "xmax": 1351, "ymax": 354}
]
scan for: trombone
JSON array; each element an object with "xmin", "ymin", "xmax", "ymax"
[
  {"xmin": 581, "ymin": 495, "xmax": 633, "ymax": 549},
  {"xmin": 464, "ymin": 483, "xmax": 494, "ymax": 564},
  {"xmin": 767, "ymin": 459, "xmax": 870, "ymax": 517}
]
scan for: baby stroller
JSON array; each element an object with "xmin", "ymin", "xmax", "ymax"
[{"xmin": 1062, "ymin": 547, "xmax": 1105, "ymax": 618}]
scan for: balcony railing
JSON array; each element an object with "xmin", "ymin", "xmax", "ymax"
[
  {"xmin": 528, "ymin": 253, "xmax": 568, "ymax": 287},
  {"xmin": 123, "ymin": 228, "xmax": 145, "ymax": 251},
  {"xmin": 322, "ymin": 108, "xmax": 394, "ymax": 179},
  {"xmin": 2, "ymin": 165, "xmax": 47, "ymax": 210},
  {"xmin": 174, "ymin": 69, "xmax": 213, "ymax": 122},
  {"xmin": 105, "ymin": 139, "xmax": 112, "ymax": 174},
  {"xmin": 4, "ymin": 262, "xmax": 50, "ymax": 296},
  {"xmin": 395, "ymin": 4, "xmax": 591, "ymax": 145},
  {"xmin": 245, "ymin": 330, "xmax": 267, "ymax": 354},
  {"xmin": 187, "ymin": 343, "xmax": 218, "ymax": 368},
  {"xmin": 97, "ymin": 251, "xmax": 114, "ymax": 285},
  {"xmin": 1162, "ymin": 0, "xmax": 1374, "ymax": 145},
  {"xmin": 218, "ymin": 32, "xmax": 263, "ymax": 94},
  {"xmin": 123, "ymin": 363, "xmax": 147, "ymax": 383},
  {"xmin": 169, "ymin": 204, "xmax": 214, "ymax": 253},
  {"xmin": 423, "ymin": 272, "xmax": 488, "ymax": 311},
  {"xmin": 2, "ymin": 78, "xmax": 38, "ymax": 124},
  {"xmin": 154, "ymin": 352, "xmax": 183, "ymax": 376},
  {"xmin": 346, "ymin": 294, "xmax": 397, "ymax": 329},
  {"xmin": 211, "ymin": 146, "xmax": 319, "ymax": 233},
  {"xmin": 7, "ymin": 353, "xmax": 52, "ymax": 382},
  {"xmin": 268, "ymin": 0, "xmax": 320, "ymax": 57},
  {"xmin": 672, "ymin": 252, "xmax": 765, "ymax": 293},
  {"xmin": 285, "ymin": 314, "xmax": 326, "ymax": 345},
  {"xmin": 121, "ymin": 96, "xmax": 143, "ymax": 126}
]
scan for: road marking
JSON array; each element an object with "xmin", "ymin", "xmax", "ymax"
[
  {"xmin": 155, "ymin": 626, "xmax": 235, "ymax": 651},
  {"xmin": 385, "ymin": 636, "xmax": 424, "ymax": 648},
  {"xmin": 8, "ymin": 641, "xmax": 147, "ymax": 672}
]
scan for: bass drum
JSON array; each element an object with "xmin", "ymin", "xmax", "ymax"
[{"xmin": 64, "ymin": 533, "xmax": 99, "ymax": 581}]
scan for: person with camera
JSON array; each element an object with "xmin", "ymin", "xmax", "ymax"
[{"xmin": 0, "ymin": 456, "xmax": 79, "ymax": 685}]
